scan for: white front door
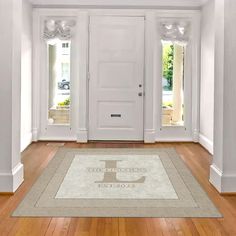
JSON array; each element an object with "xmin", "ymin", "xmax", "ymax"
[{"xmin": 89, "ymin": 16, "xmax": 144, "ymax": 141}]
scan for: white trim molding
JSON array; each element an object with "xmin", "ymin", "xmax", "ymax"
[
  {"xmin": 33, "ymin": 9, "xmax": 89, "ymax": 142},
  {"xmin": 199, "ymin": 133, "xmax": 213, "ymax": 155},
  {"xmin": 156, "ymin": 137, "xmax": 193, "ymax": 142},
  {"xmin": 30, "ymin": 0, "xmax": 207, "ymax": 8},
  {"xmin": 77, "ymin": 128, "xmax": 88, "ymax": 143},
  {"xmin": 210, "ymin": 164, "xmax": 236, "ymax": 193},
  {"xmin": 155, "ymin": 11, "xmax": 201, "ymax": 142},
  {"xmin": 32, "ymin": 128, "xmax": 39, "ymax": 141},
  {"xmin": 221, "ymin": 174, "xmax": 236, "ymax": 193},
  {"xmin": 144, "ymin": 129, "xmax": 156, "ymax": 143},
  {"xmin": 144, "ymin": 12, "xmax": 156, "ymax": 144},
  {"xmin": 192, "ymin": 128, "xmax": 199, "ymax": 142},
  {"xmin": 210, "ymin": 164, "xmax": 222, "ymax": 192},
  {"xmin": 0, "ymin": 163, "xmax": 24, "ymax": 193},
  {"xmin": 21, "ymin": 131, "xmax": 33, "ymax": 152}
]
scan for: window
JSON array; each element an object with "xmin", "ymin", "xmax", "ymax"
[
  {"xmin": 162, "ymin": 41, "xmax": 185, "ymax": 126},
  {"xmin": 62, "ymin": 42, "xmax": 69, "ymax": 48},
  {"xmin": 47, "ymin": 40, "xmax": 71, "ymax": 125}
]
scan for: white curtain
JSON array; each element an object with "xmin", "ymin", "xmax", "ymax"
[
  {"xmin": 160, "ymin": 21, "xmax": 190, "ymax": 44},
  {"xmin": 43, "ymin": 19, "xmax": 76, "ymax": 40}
]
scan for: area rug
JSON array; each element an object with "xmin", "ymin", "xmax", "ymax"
[{"xmin": 12, "ymin": 148, "xmax": 221, "ymax": 217}]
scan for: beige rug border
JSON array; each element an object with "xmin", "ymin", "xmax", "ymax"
[{"xmin": 12, "ymin": 148, "xmax": 222, "ymax": 218}]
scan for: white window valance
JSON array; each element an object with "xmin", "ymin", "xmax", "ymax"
[
  {"xmin": 160, "ymin": 21, "xmax": 190, "ymax": 44},
  {"xmin": 43, "ymin": 19, "xmax": 76, "ymax": 40}
]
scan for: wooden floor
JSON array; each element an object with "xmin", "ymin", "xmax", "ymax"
[{"xmin": 0, "ymin": 142, "xmax": 236, "ymax": 236}]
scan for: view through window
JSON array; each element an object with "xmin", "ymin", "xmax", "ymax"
[
  {"xmin": 48, "ymin": 40, "xmax": 71, "ymax": 125},
  {"xmin": 162, "ymin": 41, "xmax": 185, "ymax": 126}
]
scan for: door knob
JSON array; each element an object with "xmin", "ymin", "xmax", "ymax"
[{"xmin": 138, "ymin": 92, "xmax": 143, "ymax": 97}]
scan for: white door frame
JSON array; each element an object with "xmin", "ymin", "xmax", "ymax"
[
  {"xmin": 32, "ymin": 9, "xmax": 200, "ymax": 143},
  {"xmin": 32, "ymin": 9, "xmax": 89, "ymax": 141},
  {"xmin": 154, "ymin": 11, "xmax": 201, "ymax": 142}
]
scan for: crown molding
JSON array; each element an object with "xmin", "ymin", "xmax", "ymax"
[{"xmin": 29, "ymin": 0, "xmax": 208, "ymax": 8}]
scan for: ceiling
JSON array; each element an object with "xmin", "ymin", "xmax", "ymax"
[{"xmin": 29, "ymin": 0, "xmax": 209, "ymax": 8}]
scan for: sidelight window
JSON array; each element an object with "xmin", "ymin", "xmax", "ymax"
[
  {"xmin": 160, "ymin": 21, "xmax": 189, "ymax": 127},
  {"xmin": 47, "ymin": 40, "xmax": 71, "ymax": 125},
  {"xmin": 162, "ymin": 41, "xmax": 185, "ymax": 126},
  {"xmin": 43, "ymin": 19, "xmax": 76, "ymax": 126}
]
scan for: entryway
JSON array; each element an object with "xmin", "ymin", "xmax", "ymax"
[
  {"xmin": 88, "ymin": 16, "xmax": 145, "ymax": 141},
  {"xmin": 34, "ymin": 10, "xmax": 199, "ymax": 143}
]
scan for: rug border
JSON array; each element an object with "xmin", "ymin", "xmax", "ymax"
[{"xmin": 12, "ymin": 148, "xmax": 222, "ymax": 218}]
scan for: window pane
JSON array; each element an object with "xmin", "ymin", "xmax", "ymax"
[
  {"xmin": 162, "ymin": 41, "xmax": 185, "ymax": 126},
  {"xmin": 48, "ymin": 40, "xmax": 71, "ymax": 125}
]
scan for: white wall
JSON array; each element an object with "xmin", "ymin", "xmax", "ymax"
[
  {"xmin": 21, "ymin": 0, "xmax": 33, "ymax": 152},
  {"xmin": 210, "ymin": 0, "xmax": 236, "ymax": 193},
  {"xmin": 0, "ymin": 0, "xmax": 24, "ymax": 192},
  {"xmin": 199, "ymin": 0, "xmax": 215, "ymax": 154}
]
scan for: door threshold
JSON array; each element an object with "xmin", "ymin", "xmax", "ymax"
[{"xmin": 89, "ymin": 140, "xmax": 144, "ymax": 144}]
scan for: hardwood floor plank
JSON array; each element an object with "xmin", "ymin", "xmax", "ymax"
[
  {"xmin": 51, "ymin": 218, "xmax": 71, "ymax": 236},
  {"xmin": 119, "ymin": 218, "xmax": 150, "ymax": 236},
  {"xmin": 145, "ymin": 218, "xmax": 165, "ymax": 236},
  {"xmin": 8, "ymin": 218, "xmax": 51, "ymax": 236},
  {"xmin": 164, "ymin": 219, "xmax": 179, "ymax": 236}
]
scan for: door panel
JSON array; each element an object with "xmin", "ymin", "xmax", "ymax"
[
  {"xmin": 98, "ymin": 101, "xmax": 136, "ymax": 128},
  {"xmin": 89, "ymin": 16, "xmax": 144, "ymax": 140},
  {"xmin": 98, "ymin": 62, "xmax": 135, "ymax": 88}
]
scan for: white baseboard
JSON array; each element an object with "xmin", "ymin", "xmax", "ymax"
[
  {"xmin": 199, "ymin": 133, "xmax": 213, "ymax": 155},
  {"xmin": 210, "ymin": 164, "xmax": 236, "ymax": 193},
  {"xmin": 155, "ymin": 137, "xmax": 193, "ymax": 142},
  {"xmin": 77, "ymin": 128, "xmax": 88, "ymax": 143},
  {"xmin": 221, "ymin": 174, "xmax": 236, "ymax": 193},
  {"xmin": 144, "ymin": 129, "xmax": 156, "ymax": 143},
  {"xmin": 32, "ymin": 128, "xmax": 39, "ymax": 141},
  {"xmin": 39, "ymin": 136, "xmax": 76, "ymax": 141},
  {"xmin": 0, "ymin": 163, "xmax": 24, "ymax": 192},
  {"xmin": 193, "ymin": 129, "xmax": 199, "ymax": 143},
  {"xmin": 209, "ymin": 164, "xmax": 222, "ymax": 192},
  {"xmin": 21, "ymin": 131, "xmax": 33, "ymax": 152}
]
